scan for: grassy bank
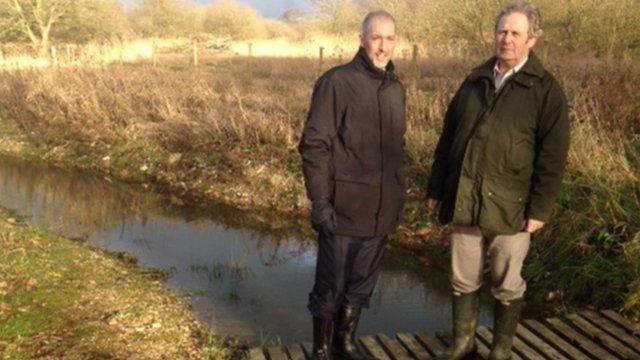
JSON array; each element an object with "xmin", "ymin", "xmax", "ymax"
[
  {"xmin": 0, "ymin": 52, "xmax": 638, "ymax": 321},
  {"xmin": 0, "ymin": 208, "xmax": 243, "ymax": 359}
]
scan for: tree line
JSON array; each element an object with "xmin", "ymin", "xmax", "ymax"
[{"xmin": 0, "ymin": 0, "xmax": 638, "ymax": 57}]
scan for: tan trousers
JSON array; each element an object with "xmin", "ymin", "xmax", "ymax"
[{"xmin": 450, "ymin": 225, "xmax": 531, "ymax": 303}]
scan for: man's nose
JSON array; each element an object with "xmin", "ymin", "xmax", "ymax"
[{"xmin": 381, "ymin": 39, "xmax": 390, "ymax": 52}]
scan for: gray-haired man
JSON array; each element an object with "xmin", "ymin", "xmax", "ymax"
[
  {"xmin": 299, "ymin": 10, "xmax": 405, "ymax": 360},
  {"xmin": 426, "ymin": 3, "xmax": 569, "ymax": 360}
]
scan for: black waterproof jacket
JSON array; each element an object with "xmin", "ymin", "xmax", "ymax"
[{"xmin": 299, "ymin": 47, "xmax": 406, "ymax": 237}]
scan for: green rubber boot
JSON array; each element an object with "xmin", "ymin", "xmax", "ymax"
[
  {"xmin": 489, "ymin": 298, "xmax": 525, "ymax": 360},
  {"xmin": 436, "ymin": 292, "xmax": 479, "ymax": 360}
]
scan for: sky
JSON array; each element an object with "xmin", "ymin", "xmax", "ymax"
[
  {"xmin": 121, "ymin": 0, "xmax": 312, "ymax": 18},
  {"xmin": 227, "ymin": 0, "xmax": 312, "ymax": 18}
]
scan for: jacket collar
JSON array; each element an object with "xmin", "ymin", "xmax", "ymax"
[
  {"xmin": 468, "ymin": 51, "xmax": 545, "ymax": 85},
  {"xmin": 352, "ymin": 47, "xmax": 397, "ymax": 81}
]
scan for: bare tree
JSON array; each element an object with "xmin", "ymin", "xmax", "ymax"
[
  {"xmin": 312, "ymin": 0, "xmax": 361, "ymax": 35},
  {"xmin": 0, "ymin": 0, "xmax": 74, "ymax": 56},
  {"xmin": 127, "ymin": 0, "xmax": 201, "ymax": 38}
]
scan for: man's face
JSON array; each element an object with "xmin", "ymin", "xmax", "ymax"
[
  {"xmin": 494, "ymin": 12, "xmax": 536, "ymax": 69},
  {"xmin": 360, "ymin": 17, "xmax": 397, "ymax": 70}
]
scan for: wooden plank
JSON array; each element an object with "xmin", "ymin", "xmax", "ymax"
[
  {"xmin": 546, "ymin": 318, "xmax": 619, "ymax": 359},
  {"xmin": 476, "ymin": 326, "xmax": 523, "ymax": 360},
  {"xmin": 474, "ymin": 335, "xmax": 492, "ymax": 360},
  {"xmin": 417, "ymin": 332, "xmax": 447, "ymax": 356},
  {"xmin": 377, "ymin": 333, "xmax": 413, "ymax": 360},
  {"xmin": 511, "ymin": 330, "xmax": 546, "ymax": 360},
  {"xmin": 396, "ymin": 333, "xmax": 432, "ymax": 360},
  {"xmin": 248, "ymin": 347, "xmax": 268, "ymax": 360},
  {"xmin": 285, "ymin": 344, "xmax": 306, "ymax": 360},
  {"xmin": 601, "ymin": 310, "xmax": 639, "ymax": 337},
  {"xmin": 516, "ymin": 324, "xmax": 568, "ymax": 360},
  {"xmin": 565, "ymin": 314, "xmax": 640, "ymax": 359},
  {"xmin": 359, "ymin": 335, "xmax": 392, "ymax": 360},
  {"xmin": 436, "ymin": 331, "xmax": 490, "ymax": 360},
  {"xmin": 523, "ymin": 319, "xmax": 589, "ymax": 360},
  {"xmin": 266, "ymin": 346, "xmax": 288, "ymax": 360},
  {"xmin": 301, "ymin": 342, "xmax": 313, "ymax": 359},
  {"xmin": 580, "ymin": 310, "xmax": 640, "ymax": 355}
]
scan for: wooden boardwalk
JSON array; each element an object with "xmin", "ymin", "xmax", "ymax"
[{"xmin": 249, "ymin": 309, "xmax": 640, "ymax": 360}]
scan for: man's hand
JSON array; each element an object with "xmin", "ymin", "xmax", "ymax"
[
  {"xmin": 425, "ymin": 198, "xmax": 440, "ymax": 214},
  {"xmin": 311, "ymin": 199, "xmax": 337, "ymax": 237},
  {"xmin": 522, "ymin": 219, "xmax": 545, "ymax": 233}
]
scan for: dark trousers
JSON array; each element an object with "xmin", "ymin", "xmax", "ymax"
[{"xmin": 308, "ymin": 233, "xmax": 387, "ymax": 320}]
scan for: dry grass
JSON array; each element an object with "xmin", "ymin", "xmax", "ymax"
[
  {"xmin": 0, "ymin": 49, "xmax": 637, "ymax": 318},
  {"xmin": 0, "ymin": 209, "xmax": 243, "ymax": 359}
]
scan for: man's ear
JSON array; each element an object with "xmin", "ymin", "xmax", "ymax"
[
  {"xmin": 527, "ymin": 36, "xmax": 537, "ymax": 49},
  {"xmin": 359, "ymin": 33, "xmax": 366, "ymax": 48}
]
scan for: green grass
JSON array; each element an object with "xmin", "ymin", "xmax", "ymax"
[{"xmin": 0, "ymin": 209, "xmax": 245, "ymax": 359}]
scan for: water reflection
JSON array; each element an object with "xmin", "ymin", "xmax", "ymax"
[{"xmin": 0, "ymin": 156, "xmax": 493, "ymax": 345}]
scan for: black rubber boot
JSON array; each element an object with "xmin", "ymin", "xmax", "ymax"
[
  {"xmin": 313, "ymin": 317, "xmax": 333, "ymax": 360},
  {"xmin": 435, "ymin": 292, "xmax": 479, "ymax": 360},
  {"xmin": 489, "ymin": 298, "xmax": 524, "ymax": 360},
  {"xmin": 332, "ymin": 305, "xmax": 374, "ymax": 360}
]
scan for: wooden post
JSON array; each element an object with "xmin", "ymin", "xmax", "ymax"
[
  {"xmin": 412, "ymin": 44, "xmax": 418, "ymax": 67},
  {"xmin": 51, "ymin": 46, "xmax": 58, "ymax": 66},
  {"xmin": 318, "ymin": 46, "xmax": 324, "ymax": 74},
  {"xmin": 152, "ymin": 42, "xmax": 158, "ymax": 67},
  {"xmin": 247, "ymin": 42, "xmax": 253, "ymax": 64},
  {"xmin": 193, "ymin": 42, "xmax": 199, "ymax": 67},
  {"xmin": 65, "ymin": 44, "xmax": 72, "ymax": 63},
  {"xmin": 412, "ymin": 44, "xmax": 420, "ymax": 78}
]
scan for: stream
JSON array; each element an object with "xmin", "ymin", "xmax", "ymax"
[{"xmin": 0, "ymin": 156, "xmax": 494, "ymax": 345}]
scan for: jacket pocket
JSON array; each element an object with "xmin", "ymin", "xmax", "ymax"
[
  {"xmin": 506, "ymin": 131, "xmax": 535, "ymax": 174},
  {"xmin": 478, "ymin": 178, "xmax": 528, "ymax": 235},
  {"xmin": 333, "ymin": 178, "xmax": 379, "ymax": 223}
]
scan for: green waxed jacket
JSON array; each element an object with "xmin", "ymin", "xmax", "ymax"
[{"xmin": 426, "ymin": 53, "xmax": 570, "ymax": 235}]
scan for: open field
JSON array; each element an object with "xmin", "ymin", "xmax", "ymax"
[{"xmin": 0, "ymin": 45, "xmax": 638, "ymax": 324}]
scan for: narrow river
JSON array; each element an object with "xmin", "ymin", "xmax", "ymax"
[{"xmin": 0, "ymin": 156, "xmax": 494, "ymax": 345}]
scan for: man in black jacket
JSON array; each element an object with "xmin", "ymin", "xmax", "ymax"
[{"xmin": 298, "ymin": 10, "xmax": 406, "ymax": 360}]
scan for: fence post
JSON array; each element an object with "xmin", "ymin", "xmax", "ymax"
[
  {"xmin": 412, "ymin": 44, "xmax": 420, "ymax": 78},
  {"xmin": 412, "ymin": 44, "xmax": 418, "ymax": 67},
  {"xmin": 193, "ymin": 42, "xmax": 199, "ymax": 67},
  {"xmin": 247, "ymin": 42, "xmax": 253, "ymax": 64},
  {"xmin": 318, "ymin": 46, "xmax": 324, "ymax": 74},
  {"xmin": 152, "ymin": 42, "xmax": 158, "ymax": 67},
  {"xmin": 65, "ymin": 44, "xmax": 72, "ymax": 63},
  {"xmin": 51, "ymin": 46, "xmax": 58, "ymax": 66}
]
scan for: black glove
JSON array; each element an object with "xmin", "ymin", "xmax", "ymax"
[{"xmin": 311, "ymin": 199, "xmax": 337, "ymax": 237}]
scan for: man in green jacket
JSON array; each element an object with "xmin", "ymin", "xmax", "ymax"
[{"xmin": 425, "ymin": 3, "xmax": 569, "ymax": 359}]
